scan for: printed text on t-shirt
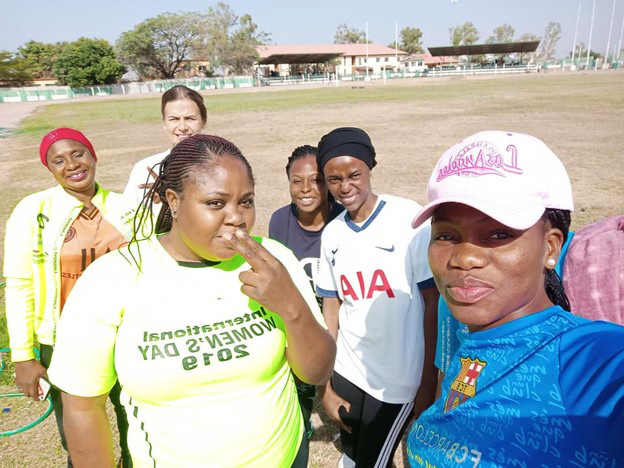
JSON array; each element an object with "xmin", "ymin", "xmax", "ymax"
[{"xmin": 137, "ymin": 307, "xmax": 279, "ymax": 370}]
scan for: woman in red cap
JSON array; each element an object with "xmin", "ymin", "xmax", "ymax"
[{"xmin": 3, "ymin": 128, "xmax": 135, "ymax": 466}]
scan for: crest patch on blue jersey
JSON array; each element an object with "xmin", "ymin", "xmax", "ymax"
[{"xmin": 444, "ymin": 356, "xmax": 487, "ymax": 412}]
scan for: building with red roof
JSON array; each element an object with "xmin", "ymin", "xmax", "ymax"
[{"xmin": 257, "ymin": 44, "xmax": 407, "ymax": 77}]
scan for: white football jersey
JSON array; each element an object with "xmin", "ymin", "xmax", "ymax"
[{"xmin": 316, "ymin": 194, "xmax": 433, "ymax": 403}]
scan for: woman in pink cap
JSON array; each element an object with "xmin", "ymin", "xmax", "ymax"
[
  {"xmin": 3, "ymin": 128, "xmax": 135, "ymax": 466},
  {"xmin": 407, "ymin": 131, "xmax": 624, "ymax": 467}
]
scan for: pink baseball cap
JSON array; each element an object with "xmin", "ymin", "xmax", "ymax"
[
  {"xmin": 39, "ymin": 128, "xmax": 97, "ymax": 167},
  {"xmin": 412, "ymin": 131, "xmax": 574, "ymax": 230}
]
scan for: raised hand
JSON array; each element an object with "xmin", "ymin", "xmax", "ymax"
[
  {"xmin": 138, "ymin": 166, "xmax": 161, "ymax": 203},
  {"xmin": 223, "ymin": 229, "xmax": 307, "ymax": 317}
]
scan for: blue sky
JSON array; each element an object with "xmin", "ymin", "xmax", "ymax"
[{"xmin": 1, "ymin": 0, "xmax": 623, "ymax": 58}]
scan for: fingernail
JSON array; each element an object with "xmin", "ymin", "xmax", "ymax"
[
  {"xmin": 222, "ymin": 232, "xmax": 232, "ymax": 241},
  {"xmin": 235, "ymin": 229, "xmax": 246, "ymax": 239}
]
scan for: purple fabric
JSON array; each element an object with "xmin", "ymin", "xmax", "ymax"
[{"xmin": 563, "ymin": 215, "xmax": 624, "ymax": 325}]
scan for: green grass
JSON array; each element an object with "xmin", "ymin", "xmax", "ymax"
[
  {"xmin": 0, "ymin": 284, "xmax": 12, "ymax": 386},
  {"xmin": 18, "ymin": 74, "xmax": 624, "ymax": 137}
]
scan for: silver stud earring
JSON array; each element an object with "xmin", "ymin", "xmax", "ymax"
[{"xmin": 547, "ymin": 258, "xmax": 556, "ymax": 267}]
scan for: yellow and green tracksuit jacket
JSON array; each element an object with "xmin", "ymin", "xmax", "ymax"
[{"xmin": 3, "ymin": 184, "xmax": 136, "ymax": 362}]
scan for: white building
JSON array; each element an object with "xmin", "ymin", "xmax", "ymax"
[{"xmin": 257, "ymin": 44, "xmax": 407, "ymax": 77}]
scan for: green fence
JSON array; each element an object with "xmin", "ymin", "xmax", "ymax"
[
  {"xmin": 0, "ymin": 77, "xmax": 255, "ymax": 104},
  {"xmin": 154, "ymin": 77, "xmax": 255, "ymax": 92},
  {"xmin": 0, "ymin": 86, "xmax": 116, "ymax": 103}
]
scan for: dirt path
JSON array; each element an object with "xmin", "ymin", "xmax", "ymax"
[{"xmin": 0, "ymin": 101, "xmax": 47, "ymax": 137}]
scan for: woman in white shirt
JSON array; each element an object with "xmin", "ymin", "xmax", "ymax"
[{"xmin": 124, "ymin": 85, "xmax": 207, "ymax": 206}]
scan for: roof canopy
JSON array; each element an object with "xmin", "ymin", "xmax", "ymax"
[
  {"xmin": 259, "ymin": 53, "xmax": 342, "ymax": 65},
  {"xmin": 428, "ymin": 41, "xmax": 540, "ymax": 57}
]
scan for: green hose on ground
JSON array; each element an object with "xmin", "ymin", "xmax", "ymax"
[{"xmin": 0, "ymin": 393, "xmax": 54, "ymax": 436}]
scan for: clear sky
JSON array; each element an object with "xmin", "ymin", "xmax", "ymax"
[{"xmin": 1, "ymin": 0, "xmax": 623, "ymax": 58}]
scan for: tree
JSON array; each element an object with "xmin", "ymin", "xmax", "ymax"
[
  {"xmin": 519, "ymin": 32, "xmax": 541, "ymax": 42},
  {"xmin": 486, "ymin": 24, "xmax": 515, "ymax": 44},
  {"xmin": 0, "ymin": 51, "xmax": 33, "ymax": 87},
  {"xmin": 116, "ymin": 12, "xmax": 204, "ymax": 79},
  {"xmin": 54, "ymin": 38, "xmax": 125, "ymax": 86},
  {"xmin": 202, "ymin": 3, "xmax": 270, "ymax": 75},
  {"xmin": 568, "ymin": 42, "xmax": 603, "ymax": 60},
  {"xmin": 518, "ymin": 33, "xmax": 541, "ymax": 63},
  {"xmin": 17, "ymin": 41, "xmax": 66, "ymax": 79},
  {"xmin": 450, "ymin": 22, "xmax": 479, "ymax": 46},
  {"xmin": 388, "ymin": 27, "xmax": 423, "ymax": 54},
  {"xmin": 484, "ymin": 24, "xmax": 515, "ymax": 62},
  {"xmin": 538, "ymin": 22, "xmax": 561, "ymax": 60},
  {"xmin": 334, "ymin": 24, "xmax": 371, "ymax": 44}
]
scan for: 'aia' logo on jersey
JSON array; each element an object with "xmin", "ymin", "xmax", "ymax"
[{"xmin": 340, "ymin": 269, "xmax": 395, "ymax": 301}]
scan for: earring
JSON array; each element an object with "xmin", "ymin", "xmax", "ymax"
[{"xmin": 547, "ymin": 258, "xmax": 556, "ymax": 267}]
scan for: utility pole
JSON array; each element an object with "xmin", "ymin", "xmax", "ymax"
[
  {"xmin": 617, "ymin": 12, "xmax": 624, "ymax": 62},
  {"xmin": 585, "ymin": 0, "xmax": 597, "ymax": 69},
  {"xmin": 605, "ymin": 0, "xmax": 617, "ymax": 66},
  {"xmin": 365, "ymin": 22, "xmax": 369, "ymax": 78},
  {"xmin": 571, "ymin": 1, "xmax": 582, "ymax": 68}
]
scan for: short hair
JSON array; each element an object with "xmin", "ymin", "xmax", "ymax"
[{"xmin": 161, "ymin": 85, "xmax": 207, "ymax": 124}]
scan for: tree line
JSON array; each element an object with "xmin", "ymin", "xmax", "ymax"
[
  {"xmin": 1, "ymin": 6, "xmax": 603, "ymax": 88},
  {"xmin": 0, "ymin": 2, "xmax": 268, "ymax": 87},
  {"xmin": 335, "ymin": 21, "xmax": 586, "ymax": 65}
]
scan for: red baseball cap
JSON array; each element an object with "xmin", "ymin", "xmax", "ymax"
[{"xmin": 39, "ymin": 128, "xmax": 97, "ymax": 167}]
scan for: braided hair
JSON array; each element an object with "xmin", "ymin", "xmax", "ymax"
[
  {"xmin": 541, "ymin": 208, "xmax": 572, "ymax": 311},
  {"xmin": 285, "ymin": 145, "xmax": 318, "ymax": 176},
  {"xmin": 284, "ymin": 144, "xmax": 336, "ymax": 207},
  {"xmin": 128, "ymin": 134, "xmax": 253, "ymax": 269}
]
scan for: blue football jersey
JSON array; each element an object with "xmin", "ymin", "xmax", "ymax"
[
  {"xmin": 409, "ymin": 306, "xmax": 624, "ymax": 467},
  {"xmin": 434, "ymin": 233, "xmax": 576, "ymax": 374}
]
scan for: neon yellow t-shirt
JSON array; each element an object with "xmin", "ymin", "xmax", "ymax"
[{"xmin": 48, "ymin": 235, "xmax": 323, "ymax": 467}]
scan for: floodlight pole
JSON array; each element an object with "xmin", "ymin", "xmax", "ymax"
[
  {"xmin": 450, "ymin": 0, "xmax": 458, "ymax": 46},
  {"xmin": 618, "ymin": 13, "xmax": 624, "ymax": 62},
  {"xmin": 395, "ymin": 20, "xmax": 398, "ymax": 71},
  {"xmin": 571, "ymin": 1, "xmax": 582, "ymax": 67},
  {"xmin": 605, "ymin": 0, "xmax": 617, "ymax": 65},
  {"xmin": 586, "ymin": 0, "xmax": 597, "ymax": 69},
  {"xmin": 366, "ymin": 22, "xmax": 369, "ymax": 78}
]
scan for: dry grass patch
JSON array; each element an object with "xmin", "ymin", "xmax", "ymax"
[{"xmin": 0, "ymin": 71, "xmax": 622, "ymax": 467}]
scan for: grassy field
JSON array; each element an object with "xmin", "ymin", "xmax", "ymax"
[{"xmin": 0, "ymin": 71, "xmax": 623, "ymax": 466}]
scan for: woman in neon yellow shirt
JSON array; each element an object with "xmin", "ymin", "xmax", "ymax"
[
  {"xmin": 3, "ymin": 128, "xmax": 135, "ymax": 466},
  {"xmin": 48, "ymin": 134, "xmax": 336, "ymax": 467}
]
